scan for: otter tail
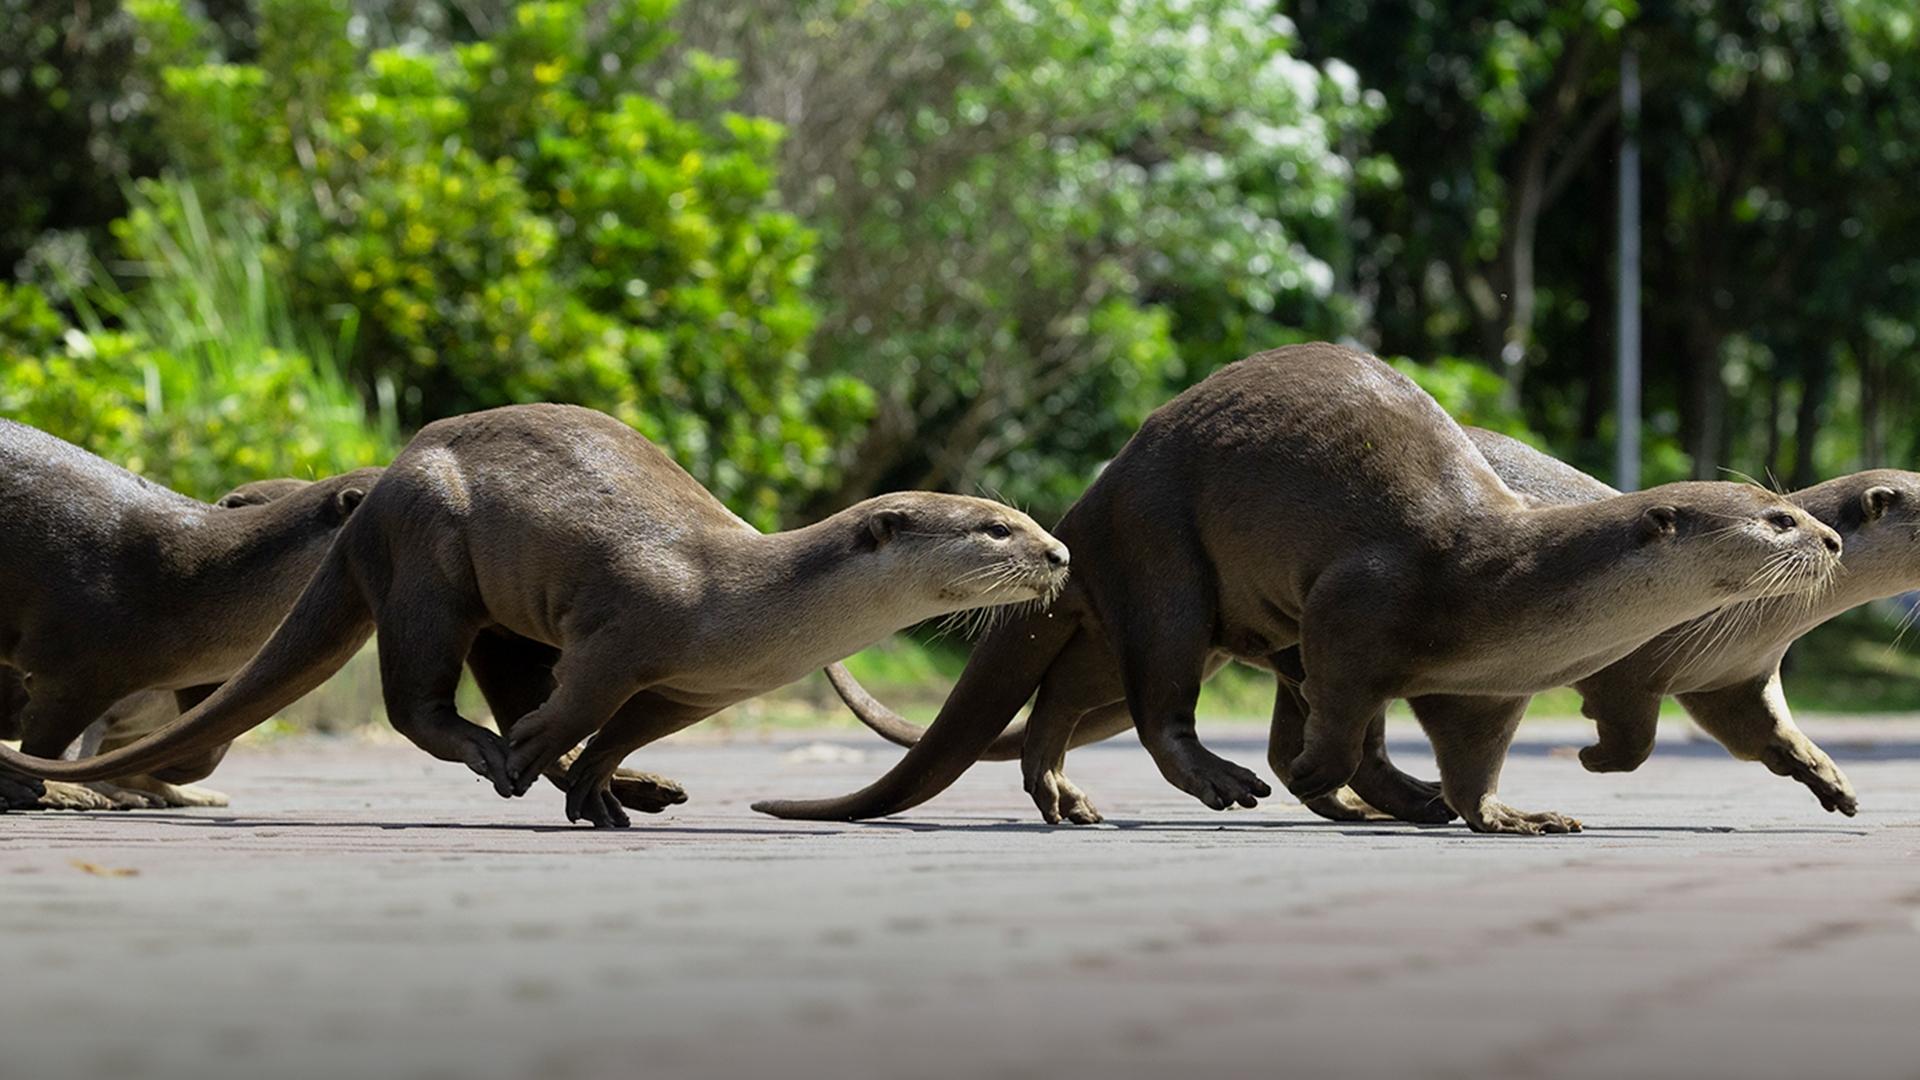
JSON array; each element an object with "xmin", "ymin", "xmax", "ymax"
[
  {"xmin": 825, "ymin": 662, "xmax": 1030, "ymax": 762},
  {"xmin": 0, "ymin": 543, "xmax": 372, "ymax": 781},
  {"xmin": 757, "ymin": 610, "xmax": 1076, "ymax": 820}
]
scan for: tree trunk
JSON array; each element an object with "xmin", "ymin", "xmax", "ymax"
[
  {"xmin": 1683, "ymin": 312, "xmax": 1726, "ymax": 481},
  {"xmin": 1763, "ymin": 363, "xmax": 1783, "ymax": 484},
  {"xmin": 1860, "ymin": 343, "xmax": 1884, "ymax": 469},
  {"xmin": 1791, "ymin": 347, "xmax": 1832, "ymax": 489}
]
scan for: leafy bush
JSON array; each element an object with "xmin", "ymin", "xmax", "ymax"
[
  {"xmin": 126, "ymin": 0, "xmax": 864, "ymax": 525},
  {"xmin": 0, "ymin": 183, "xmax": 394, "ymax": 498}
]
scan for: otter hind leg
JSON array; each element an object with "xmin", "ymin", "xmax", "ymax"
[
  {"xmin": 1678, "ymin": 672, "xmax": 1856, "ymax": 816},
  {"xmin": 1266, "ymin": 649, "xmax": 1450, "ymax": 823},
  {"xmin": 467, "ymin": 631, "xmax": 688, "ymax": 812},
  {"xmin": 5, "ymin": 678, "xmax": 129, "ymax": 810},
  {"xmin": 1415, "ymin": 693, "xmax": 1580, "ymax": 835},
  {"xmin": 1018, "ymin": 633, "xmax": 1130, "ymax": 825},
  {"xmin": 1342, "ymin": 712, "xmax": 1453, "ymax": 824},
  {"xmin": 375, "ymin": 592, "xmax": 512, "ymax": 797}
]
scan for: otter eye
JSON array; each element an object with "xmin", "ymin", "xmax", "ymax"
[
  {"xmin": 1767, "ymin": 512, "xmax": 1798, "ymax": 533},
  {"xmin": 983, "ymin": 522, "xmax": 1012, "ymax": 540}
]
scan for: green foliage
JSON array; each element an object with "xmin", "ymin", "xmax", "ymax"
[
  {"xmin": 0, "ymin": 184, "xmax": 394, "ymax": 498},
  {"xmin": 0, "ymin": 0, "xmax": 168, "ymax": 274},
  {"xmin": 125, "ymin": 0, "xmax": 858, "ymax": 525},
  {"xmin": 673, "ymin": 0, "xmax": 1377, "ymax": 519}
]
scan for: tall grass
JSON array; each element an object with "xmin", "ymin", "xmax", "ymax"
[{"xmin": 23, "ymin": 178, "xmax": 399, "ymax": 499}]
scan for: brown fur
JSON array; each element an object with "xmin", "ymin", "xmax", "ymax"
[
  {"xmin": 759, "ymin": 344, "xmax": 1841, "ymax": 833},
  {"xmin": 0, "ymin": 404, "xmax": 1069, "ymax": 827},
  {"xmin": 0, "ymin": 421, "xmax": 380, "ymax": 809}
]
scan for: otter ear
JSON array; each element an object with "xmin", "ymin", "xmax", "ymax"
[
  {"xmin": 1638, "ymin": 505, "xmax": 1678, "ymax": 543},
  {"xmin": 329, "ymin": 486, "xmax": 368, "ymax": 523},
  {"xmin": 215, "ymin": 492, "xmax": 262, "ymax": 509},
  {"xmin": 1862, "ymin": 486, "xmax": 1899, "ymax": 522},
  {"xmin": 865, "ymin": 508, "xmax": 909, "ymax": 549}
]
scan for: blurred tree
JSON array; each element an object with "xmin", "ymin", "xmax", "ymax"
[
  {"xmin": 1291, "ymin": 0, "xmax": 1920, "ymax": 486},
  {"xmin": 673, "ymin": 0, "xmax": 1382, "ymax": 519}
]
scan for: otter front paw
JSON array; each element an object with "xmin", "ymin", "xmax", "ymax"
[
  {"xmin": 564, "ymin": 759, "xmax": 632, "ymax": 829},
  {"xmin": 1577, "ymin": 741, "xmax": 1651, "ymax": 773},
  {"xmin": 1460, "ymin": 796, "xmax": 1582, "ymax": 836},
  {"xmin": 1282, "ymin": 747, "xmax": 1359, "ymax": 803},
  {"xmin": 409, "ymin": 720, "xmax": 514, "ymax": 797},
  {"xmin": 607, "ymin": 769, "xmax": 687, "ymax": 814},
  {"xmin": 1155, "ymin": 742, "xmax": 1270, "ymax": 811},
  {"xmin": 1026, "ymin": 769, "xmax": 1103, "ymax": 825},
  {"xmin": 1760, "ymin": 742, "xmax": 1857, "ymax": 816}
]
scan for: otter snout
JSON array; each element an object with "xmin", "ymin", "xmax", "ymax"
[{"xmin": 1045, "ymin": 543, "xmax": 1070, "ymax": 569}]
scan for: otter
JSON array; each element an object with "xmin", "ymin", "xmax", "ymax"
[
  {"xmin": 1464, "ymin": 429, "xmax": 1898, "ymax": 814},
  {"xmin": 0, "ymin": 421, "xmax": 381, "ymax": 810},
  {"xmin": 836, "ymin": 429, "xmax": 1885, "ymax": 824},
  {"xmin": 7, "ymin": 476, "xmax": 318, "ymax": 811},
  {"xmin": 0, "ymin": 404, "xmax": 1070, "ymax": 827},
  {"xmin": 755, "ymin": 344, "xmax": 1841, "ymax": 833},
  {"xmin": 0, "ymin": 456, "xmax": 684, "ymax": 815}
]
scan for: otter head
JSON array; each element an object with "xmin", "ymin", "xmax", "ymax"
[
  {"xmin": 1805, "ymin": 469, "xmax": 1920, "ymax": 580},
  {"xmin": 213, "ymin": 471, "xmax": 376, "ymax": 525},
  {"xmin": 214, "ymin": 477, "xmax": 313, "ymax": 509},
  {"xmin": 854, "ymin": 493, "xmax": 1070, "ymax": 614},
  {"xmin": 1630, "ymin": 481, "xmax": 1842, "ymax": 602}
]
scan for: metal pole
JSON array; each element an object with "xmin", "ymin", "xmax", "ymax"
[{"xmin": 1615, "ymin": 45, "xmax": 1642, "ymax": 491}]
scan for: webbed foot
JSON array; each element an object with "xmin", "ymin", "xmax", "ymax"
[
  {"xmin": 607, "ymin": 768, "xmax": 688, "ymax": 814},
  {"xmin": 1027, "ymin": 769, "xmax": 1104, "ymax": 825},
  {"xmin": 1761, "ymin": 741, "xmax": 1857, "ymax": 816},
  {"xmin": 1460, "ymin": 796, "xmax": 1582, "ymax": 836}
]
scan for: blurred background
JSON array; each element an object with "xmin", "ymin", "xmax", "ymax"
[{"xmin": 4, "ymin": 0, "xmax": 1919, "ymax": 728}]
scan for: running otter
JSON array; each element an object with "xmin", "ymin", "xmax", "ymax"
[
  {"xmin": 0, "ymin": 421, "xmax": 381, "ymax": 810},
  {"xmin": 832, "ymin": 430, "xmax": 1891, "ymax": 823},
  {"xmin": 756, "ymin": 344, "xmax": 1841, "ymax": 833},
  {"xmin": 1465, "ymin": 429, "xmax": 1902, "ymax": 814},
  {"xmin": 0, "ymin": 404, "xmax": 1070, "ymax": 827},
  {"xmin": 7, "ymin": 476, "xmax": 318, "ymax": 811}
]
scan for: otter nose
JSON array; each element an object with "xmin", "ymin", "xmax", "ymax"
[
  {"xmin": 1820, "ymin": 529, "xmax": 1841, "ymax": 556},
  {"xmin": 1046, "ymin": 544, "xmax": 1070, "ymax": 569}
]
